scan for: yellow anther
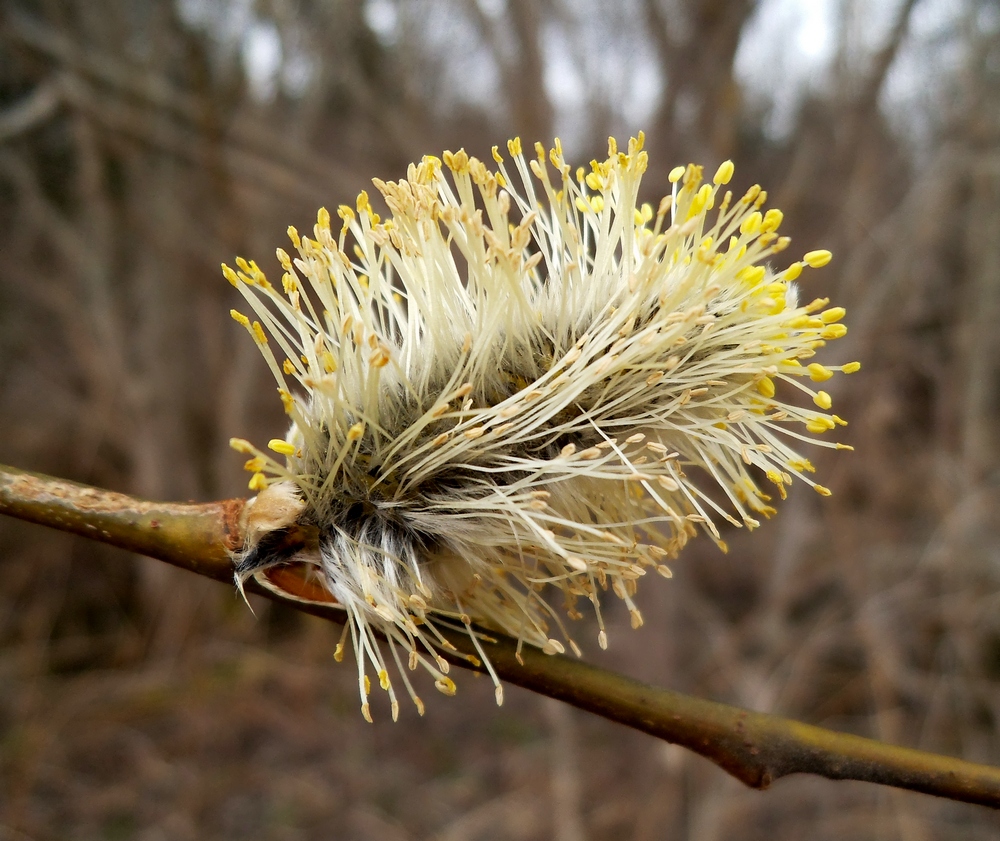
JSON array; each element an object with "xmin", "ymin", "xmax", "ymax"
[
  {"xmin": 347, "ymin": 422, "xmax": 365, "ymax": 441},
  {"xmin": 268, "ymin": 439, "xmax": 296, "ymax": 456},
  {"xmin": 317, "ymin": 206, "xmax": 331, "ymax": 231},
  {"xmin": 740, "ymin": 211, "xmax": 762, "ymax": 236},
  {"xmin": 252, "ymin": 321, "xmax": 268, "ymax": 345},
  {"xmin": 688, "ymin": 184, "xmax": 713, "ymax": 218},
  {"xmin": 287, "ymin": 226, "xmax": 301, "ymax": 248},
  {"xmin": 248, "ymin": 472, "xmax": 268, "ymax": 492},
  {"xmin": 356, "ymin": 190, "xmax": 370, "ymax": 213},
  {"xmin": 229, "ymin": 438, "xmax": 254, "ymax": 454},
  {"xmin": 761, "ymin": 208, "xmax": 783, "ymax": 233},
  {"xmin": 713, "ymin": 160, "xmax": 735, "ymax": 185},
  {"xmin": 807, "ymin": 363, "xmax": 834, "ymax": 382},
  {"xmin": 821, "ymin": 306, "xmax": 846, "ymax": 323},
  {"xmin": 739, "ymin": 265, "xmax": 766, "ymax": 286},
  {"xmin": 243, "ymin": 457, "xmax": 265, "ymax": 473},
  {"xmin": 783, "ymin": 262, "xmax": 803, "ymax": 281},
  {"xmin": 813, "ymin": 391, "xmax": 833, "ymax": 410},
  {"xmin": 756, "ymin": 376, "xmax": 776, "ymax": 398},
  {"xmin": 278, "ymin": 389, "xmax": 294, "ymax": 414},
  {"xmin": 585, "ymin": 171, "xmax": 603, "ymax": 191},
  {"xmin": 507, "ymin": 137, "xmax": 522, "ymax": 156},
  {"xmin": 444, "ymin": 148, "xmax": 470, "ymax": 172},
  {"xmin": 843, "ymin": 361, "xmax": 862, "ymax": 373},
  {"xmin": 491, "ymin": 145, "xmax": 503, "ymax": 163},
  {"xmin": 821, "ymin": 323, "xmax": 848, "ymax": 340},
  {"xmin": 668, "ymin": 165, "xmax": 685, "ymax": 183},
  {"xmin": 337, "ymin": 205, "xmax": 354, "ymax": 222},
  {"xmin": 813, "ymin": 485, "xmax": 832, "ymax": 496},
  {"xmin": 222, "ymin": 264, "xmax": 240, "ymax": 287},
  {"xmin": 803, "ymin": 249, "xmax": 832, "ymax": 268},
  {"xmin": 230, "ymin": 309, "xmax": 250, "ymax": 328}
]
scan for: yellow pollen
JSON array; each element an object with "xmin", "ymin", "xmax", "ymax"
[
  {"xmin": 803, "ymin": 249, "xmax": 833, "ymax": 268},
  {"xmin": 821, "ymin": 306, "xmax": 846, "ymax": 323},
  {"xmin": 761, "ymin": 208, "xmax": 784, "ymax": 232},
  {"xmin": 740, "ymin": 265, "xmax": 766, "ymax": 286},
  {"xmin": 230, "ymin": 309, "xmax": 250, "ymax": 328},
  {"xmin": 783, "ymin": 262, "xmax": 803, "ymax": 281},
  {"xmin": 807, "ymin": 363, "xmax": 834, "ymax": 382},
  {"xmin": 806, "ymin": 418, "xmax": 835, "ymax": 433},
  {"xmin": 813, "ymin": 391, "xmax": 833, "ymax": 410},
  {"xmin": 756, "ymin": 376, "xmax": 776, "ymax": 398},
  {"xmin": 713, "ymin": 160, "xmax": 735, "ymax": 185},
  {"xmin": 740, "ymin": 211, "xmax": 762, "ymax": 236},
  {"xmin": 248, "ymin": 472, "xmax": 268, "ymax": 492},
  {"xmin": 821, "ymin": 324, "xmax": 848, "ymax": 340}
]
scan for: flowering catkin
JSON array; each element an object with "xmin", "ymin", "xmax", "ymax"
[{"xmin": 225, "ymin": 134, "xmax": 858, "ymax": 721}]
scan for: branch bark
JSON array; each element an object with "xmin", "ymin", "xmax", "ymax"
[{"xmin": 3, "ymin": 462, "xmax": 1000, "ymax": 808}]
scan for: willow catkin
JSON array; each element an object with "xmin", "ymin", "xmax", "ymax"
[{"xmin": 224, "ymin": 134, "xmax": 857, "ymax": 722}]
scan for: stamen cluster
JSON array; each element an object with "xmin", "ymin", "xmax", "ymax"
[{"xmin": 225, "ymin": 134, "xmax": 858, "ymax": 721}]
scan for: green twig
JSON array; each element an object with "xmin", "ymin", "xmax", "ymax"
[{"xmin": 3, "ymin": 461, "xmax": 1000, "ymax": 808}]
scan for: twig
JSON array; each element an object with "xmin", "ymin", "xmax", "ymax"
[{"xmin": 3, "ymin": 461, "xmax": 1000, "ymax": 808}]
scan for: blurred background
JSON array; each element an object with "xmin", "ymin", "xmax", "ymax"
[{"xmin": 2, "ymin": 0, "xmax": 1000, "ymax": 838}]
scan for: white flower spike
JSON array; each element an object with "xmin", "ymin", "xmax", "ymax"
[{"xmin": 225, "ymin": 133, "xmax": 858, "ymax": 722}]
